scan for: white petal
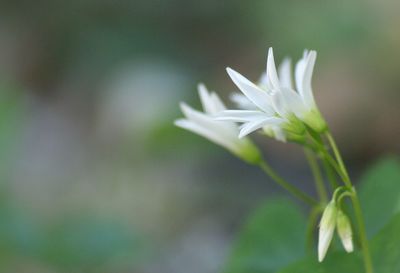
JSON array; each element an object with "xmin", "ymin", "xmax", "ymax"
[
  {"xmin": 280, "ymin": 87, "xmax": 307, "ymax": 117},
  {"xmin": 238, "ymin": 117, "xmax": 284, "ymax": 138},
  {"xmin": 210, "ymin": 92, "xmax": 227, "ymax": 112},
  {"xmin": 271, "ymin": 92, "xmax": 289, "ymax": 117},
  {"xmin": 266, "ymin": 47, "xmax": 281, "ymax": 90},
  {"xmin": 180, "ymin": 102, "xmax": 236, "ymax": 134},
  {"xmin": 215, "ymin": 110, "xmax": 270, "ymax": 122},
  {"xmin": 295, "ymin": 51, "xmax": 317, "ymax": 108},
  {"xmin": 301, "ymin": 50, "xmax": 317, "ymax": 107},
  {"xmin": 230, "ymin": 93, "xmax": 257, "ymax": 110},
  {"xmin": 226, "ymin": 67, "xmax": 274, "ymax": 114},
  {"xmin": 278, "ymin": 58, "xmax": 293, "ymax": 89},
  {"xmin": 174, "ymin": 119, "xmax": 237, "ymax": 152},
  {"xmin": 180, "ymin": 102, "xmax": 213, "ymax": 127},
  {"xmin": 295, "ymin": 55, "xmax": 307, "ymax": 95},
  {"xmin": 197, "ymin": 83, "xmax": 215, "ymax": 113},
  {"xmin": 258, "ymin": 72, "xmax": 269, "ymax": 89}
]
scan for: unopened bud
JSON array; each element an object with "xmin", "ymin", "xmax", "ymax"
[
  {"xmin": 318, "ymin": 200, "xmax": 337, "ymax": 262},
  {"xmin": 336, "ymin": 210, "xmax": 354, "ymax": 253}
]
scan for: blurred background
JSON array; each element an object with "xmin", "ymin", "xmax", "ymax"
[{"xmin": 0, "ymin": 0, "xmax": 399, "ymax": 272}]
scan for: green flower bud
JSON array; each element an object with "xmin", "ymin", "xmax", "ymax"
[
  {"xmin": 336, "ymin": 209, "xmax": 354, "ymax": 253},
  {"xmin": 318, "ymin": 200, "xmax": 337, "ymax": 262}
]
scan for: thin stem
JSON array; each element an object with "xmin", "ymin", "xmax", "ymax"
[
  {"xmin": 332, "ymin": 186, "xmax": 346, "ymax": 202},
  {"xmin": 337, "ymin": 191, "xmax": 353, "ymax": 208},
  {"xmin": 326, "ymin": 132, "xmax": 350, "ymax": 185},
  {"xmin": 304, "ymin": 148, "xmax": 328, "ymax": 203},
  {"xmin": 258, "ymin": 161, "xmax": 318, "ymax": 206},
  {"xmin": 351, "ymin": 191, "xmax": 374, "ymax": 273},
  {"xmin": 325, "ymin": 131, "xmax": 373, "ymax": 273},
  {"xmin": 321, "ymin": 156, "xmax": 339, "ymax": 189},
  {"xmin": 320, "ymin": 149, "xmax": 348, "ymax": 183},
  {"xmin": 306, "ymin": 205, "xmax": 323, "ymax": 251},
  {"xmin": 305, "ymin": 128, "xmax": 347, "ymax": 185}
]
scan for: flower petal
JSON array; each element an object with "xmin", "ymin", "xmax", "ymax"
[
  {"xmin": 230, "ymin": 93, "xmax": 257, "ymax": 110},
  {"xmin": 226, "ymin": 67, "xmax": 274, "ymax": 114},
  {"xmin": 270, "ymin": 92, "xmax": 289, "ymax": 117},
  {"xmin": 210, "ymin": 92, "xmax": 227, "ymax": 112},
  {"xmin": 175, "ymin": 118, "xmax": 237, "ymax": 152},
  {"xmin": 278, "ymin": 58, "xmax": 293, "ymax": 89},
  {"xmin": 215, "ymin": 110, "xmax": 270, "ymax": 122},
  {"xmin": 280, "ymin": 87, "xmax": 307, "ymax": 117},
  {"xmin": 295, "ymin": 51, "xmax": 307, "ymax": 93},
  {"xmin": 266, "ymin": 47, "xmax": 281, "ymax": 90},
  {"xmin": 180, "ymin": 102, "xmax": 231, "ymax": 132},
  {"xmin": 238, "ymin": 117, "xmax": 284, "ymax": 138},
  {"xmin": 301, "ymin": 50, "xmax": 317, "ymax": 107},
  {"xmin": 198, "ymin": 83, "xmax": 216, "ymax": 114}
]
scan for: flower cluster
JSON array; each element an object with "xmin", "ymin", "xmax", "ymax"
[
  {"xmin": 221, "ymin": 48, "xmax": 327, "ymax": 141},
  {"xmin": 175, "ymin": 47, "xmax": 361, "ymax": 266},
  {"xmin": 177, "ymin": 47, "xmax": 326, "ymax": 151}
]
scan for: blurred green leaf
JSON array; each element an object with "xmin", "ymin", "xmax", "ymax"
[
  {"xmin": 371, "ymin": 213, "xmax": 400, "ymax": 273},
  {"xmin": 277, "ymin": 251, "xmax": 362, "ymax": 273},
  {"xmin": 277, "ymin": 213, "xmax": 400, "ymax": 273},
  {"xmin": 223, "ymin": 198, "xmax": 307, "ymax": 273},
  {"xmin": 0, "ymin": 84, "xmax": 24, "ymax": 171},
  {"xmin": 43, "ymin": 217, "xmax": 141, "ymax": 269},
  {"xmin": 358, "ymin": 156, "xmax": 400, "ymax": 237}
]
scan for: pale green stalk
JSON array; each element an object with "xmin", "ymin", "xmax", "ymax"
[
  {"xmin": 326, "ymin": 132, "xmax": 373, "ymax": 273},
  {"xmin": 304, "ymin": 148, "xmax": 328, "ymax": 203},
  {"xmin": 258, "ymin": 161, "xmax": 318, "ymax": 206},
  {"xmin": 306, "ymin": 205, "xmax": 324, "ymax": 251},
  {"xmin": 321, "ymin": 156, "xmax": 339, "ymax": 189}
]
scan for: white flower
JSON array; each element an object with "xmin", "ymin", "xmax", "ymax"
[
  {"xmin": 215, "ymin": 64, "xmax": 287, "ymax": 140},
  {"xmin": 229, "ymin": 93, "xmax": 287, "ymax": 141},
  {"xmin": 336, "ymin": 209, "xmax": 354, "ymax": 253},
  {"xmin": 175, "ymin": 84, "xmax": 261, "ymax": 164},
  {"xmin": 318, "ymin": 200, "xmax": 338, "ymax": 262},
  {"xmin": 227, "ymin": 71, "xmax": 287, "ymax": 142},
  {"xmin": 216, "ymin": 47, "xmax": 326, "ymax": 142}
]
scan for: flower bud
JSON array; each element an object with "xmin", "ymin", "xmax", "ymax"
[
  {"xmin": 336, "ymin": 209, "xmax": 354, "ymax": 253},
  {"xmin": 318, "ymin": 200, "xmax": 337, "ymax": 262}
]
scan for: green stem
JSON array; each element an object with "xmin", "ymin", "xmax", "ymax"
[
  {"xmin": 258, "ymin": 161, "xmax": 318, "ymax": 206},
  {"xmin": 305, "ymin": 128, "xmax": 346, "ymax": 185},
  {"xmin": 306, "ymin": 205, "xmax": 323, "ymax": 251},
  {"xmin": 325, "ymin": 131, "xmax": 373, "ymax": 273},
  {"xmin": 320, "ymin": 149, "xmax": 348, "ymax": 183},
  {"xmin": 304, "ymin": 148, "xmax": 328, "ymax": 203},
  {"xmin": 351, "ymin": 191, "xmax": 373, "ymax": 273},
  {"xmin": 321, "ymin": 156, "xmax": 339, "ymax": 189},
  {"xmin": 326, "ymin": 132, "xmax": 350, "ymax": 184}
]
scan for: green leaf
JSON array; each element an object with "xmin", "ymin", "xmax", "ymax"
[
  {"xmin": 223, "ymin": 198, "xmax": 307, "ymax": 273},
  {"xmin": 42, "ymin": 216, "xmax": 142, "ymax": 269},
  {"xmin": 278, "ymin": 198, "xmax": 400, "ymax": 273},
  {"xmin": 277, "ymin": 252, "xmax": 362, "ymax": 273},
  {"xmin": 358, "ymin": 156, "xmax": 400, "ymax": 237},
  {"xmin": 371, "ymin": 213, "xmax": 400, "ymax": 273}
]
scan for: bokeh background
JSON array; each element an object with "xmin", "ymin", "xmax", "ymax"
[{"xmin": 0, "ymin": 0, "xmax": 399, "ymax": 272}]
